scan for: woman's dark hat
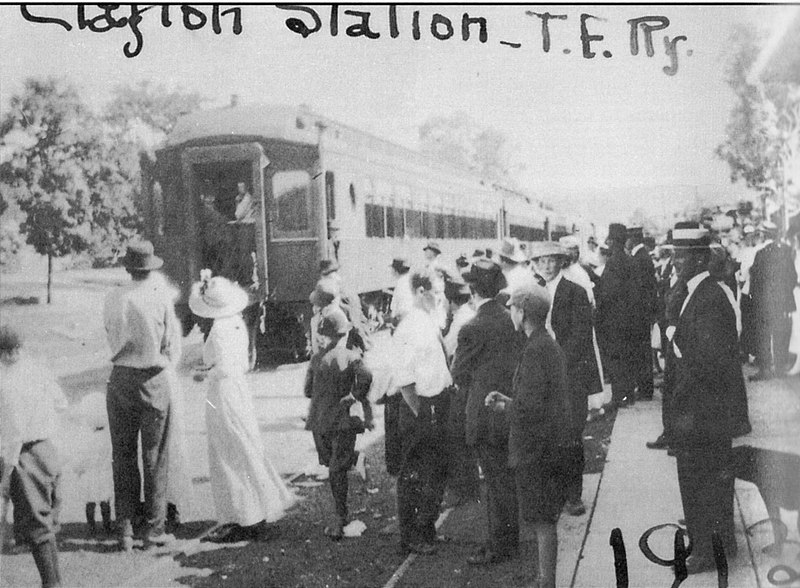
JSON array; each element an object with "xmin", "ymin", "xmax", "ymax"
[
  {"xmin": 462, "ymin": 259, "xmax": 506, "ymax": 296},
  {"xmin": 122, "ymin": 241, "xmax": 163, "ymax": 271},
  {"xmin": 319, "ymin": 259, "xmax": 340, "ymax": 276},
  {"xmin": 390, "ymin": 257, "xmax": 411, "ymax": 273}
]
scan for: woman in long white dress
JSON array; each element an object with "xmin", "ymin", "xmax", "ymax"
[{"xmin": 189, "ymin": 272, "xmax": 296, "ymax": 542}]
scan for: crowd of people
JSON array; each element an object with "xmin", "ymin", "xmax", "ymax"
[{"xmin": 1, "ymin": 212, "xmax": 798, "ymax": 587}]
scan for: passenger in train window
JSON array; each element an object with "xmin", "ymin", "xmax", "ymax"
[{"xmin": 233, "ymin": 181, "xmax": 256, "ymax": 224}]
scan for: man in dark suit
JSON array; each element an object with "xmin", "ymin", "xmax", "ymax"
[
  {"xmin": 749, "ymin": 222, "xmax": 797, "ymax": 380},
  {"xmin": 666, "ymin": 222, "xmax": 751, "ymax": 574},
  {"xmin": 452, "ymin": 260, "xmax": 520, "ymax": 565},
  {"xmin": 596, "ymin": 223, "xmax": 639, "ymax": 407},
  {"xmin": 531, "ymin": 241, "xmax": 602, "ymax": 517},
  {"xmin": 627, "ymin": 227, "xmax": 658, "ymax": 400}
]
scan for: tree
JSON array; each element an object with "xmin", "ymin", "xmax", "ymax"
[
  {"xmin": 0, "ymin": 77, "xmax": 140, "ymax": 302},
  {"xmin": 716, "ymin": 24, "xmax": 800, "ymax": 229},
  {"xmin": 419, "ymin": 113, "xmax": 525, "ymax": 187}
]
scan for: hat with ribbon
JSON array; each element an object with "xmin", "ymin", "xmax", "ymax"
[
  {"xmin": 529, "ymin": 241, "xmax": 568, "ymax": 260},
  {"xmin": 319, "ymin": 259, "xmax": 340, "ymax": 276},
  {"xmin": 671, "ymin": 221, "xmax": 711, "ymax": 249},
  {"xmin": 558, "ymin": 235, "xmax": 581, "ymax": 249},
  {"xmin": 423, "ymin": 241, "xmax": 442, "ymax": 255},
  {"xmin": 122, "ymin": 241, "xmax": 163, "ymax": 271},
  {"xmin": 189, "ymin": 270, "xmax": 250, "ymax": 319},
  {"xmin": 498, "ymin": 238, "xmax": 528, "ymax": 263}
]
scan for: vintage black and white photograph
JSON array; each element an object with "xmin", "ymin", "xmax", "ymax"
[{"xmin": 1, "ymin": 3, "xmax": 799, "ymax": 587}]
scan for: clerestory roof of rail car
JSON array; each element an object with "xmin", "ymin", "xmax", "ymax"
[{"xmin": 166, "ymin": 103, "xmax": 553, "ymax": 220}]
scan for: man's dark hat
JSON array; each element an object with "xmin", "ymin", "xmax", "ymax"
[
  {"xmin": 319, "ymin": 259, "xmax": 340, "ymax": 276},
  {"xmin": 444, "ymin": 278, "xmax": 471, "ymax": 302},
  {"xmin": 423, "ymin": 241, "xmax": 441, "ymax": 255},
  {"xmin": 471, "ymin": 249, "xmax": 485, "ymax": 259},
  {"xmin": 671, "ymin": 221, "xmax": 711, "ymax": 249},
  {"xmin": 455, "ymin": 255, "xmax": 470, "ymax": 269},
  {"xmin": 626, "ymin": 226, "xmax": 644, "ymax": 242},
  {"xmin": 607, "ymin": 223, "xmax": 628, "ymax": 244},
  {"xmin": 390, "ymin": 257, "xmax": 410, "ymax": 273},
  {"xmin": 122, "ymin": 241, "xmax": 163, "ymax": 271},
  {"xmin": 462, "ymin": 259, "xmax": 506, "ymax": 296}
]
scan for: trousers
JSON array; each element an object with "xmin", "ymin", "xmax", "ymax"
[
  {"xmin": 106, "ymin": 365, "xmax": 172, "ymax": 538},
  {"xmin": 476, "ymin": 443, "xmax": 519, "ymax": 555},
  {"xmin": 10, "ymin": 440, "xmax": 61, "ymax": 545}
]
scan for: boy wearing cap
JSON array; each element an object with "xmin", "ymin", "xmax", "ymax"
[
  {"xmin": 305, "ymin": 306, "xmax": 373, "ymax": 540},
  {"xmin": 0, "ymin": 325, "xmax": 67, "ymax": 587},
  {"xmin": 103, "ymin": 241, "xmax": 181, "ymax": 550},
  {"xmin": 485, "ymin": 285, "xmax": 574, "ymax": 588}
]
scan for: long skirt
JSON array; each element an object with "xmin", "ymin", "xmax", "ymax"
[{"xmin": 207, "ymin": 374, "xmax": 296, "ymax": 526}]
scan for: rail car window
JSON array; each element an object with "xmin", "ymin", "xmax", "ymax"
[
  {"xmin": 365, "ymin": 203, "xmax": 385, "ymax": 238},
  {"xmin": 386, "ymin": 206, "xmax": 404, "ymax": 238},
  {"xmin": 434, "ymin": 213, "xmax": 445, "ymax": 239},
  {"xmin": 325, "ymin": 171, "xmax": 336, "ymax": 220},
  {"xmin": 406, "ymin": 210, "xmax": 423, "ymax": 238},
  {"xmin": 272, "ymin": 170, "xmax": 312, "ymax": 237}
]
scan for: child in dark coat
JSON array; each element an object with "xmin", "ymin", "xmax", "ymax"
[{"xmin": 304, "ymin": 306, "xmax": 373, "ymax": 540}]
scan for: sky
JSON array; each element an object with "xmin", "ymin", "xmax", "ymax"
[{"xmin": 0, "ymin": 3, "xmax": 793, "ymax": 227}]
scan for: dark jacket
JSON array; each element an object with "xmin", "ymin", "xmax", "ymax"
[
  {"xmin": 750, "ymin": 241, "xmax": 797, "ymax": 317},
  {"xmin": 668, "ymin": 276, "xmax": 751, "ymax": 447},
  {"xmin": 630, "ymin": 246, "xmax": 658, "ymax": 327},
  {"xmin": 595, "ymin": 247, "xmax": 638, "ymax": 358},
  {"xmin": 508, "ymin": 326, "xmax": 573, "ymax": 468},
  {"xmin": 451, "ymin": 299, "xmax": 518, "ymax": 447},
  {"xmin": 551, "ymin": 276, "xmax": 603, "ymax": 398},
  {"xmin": 304, "ymin": 343, "xmax": 373, "ymax": 433}
]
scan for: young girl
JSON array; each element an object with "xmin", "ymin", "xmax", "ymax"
[{"xmin": 189, "ymin": 272, "xmax": 295, "ymax": 543}]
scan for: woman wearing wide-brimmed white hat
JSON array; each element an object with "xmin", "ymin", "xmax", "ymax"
[{"xmin": 190, "ymin": 271, "xmax": 296, "ymax": 543}]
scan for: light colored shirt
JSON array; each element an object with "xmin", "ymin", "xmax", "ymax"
[
  {"xmin": 103, "ymin": 273, "xmax": 182, "ymax": 369},
  {"xmin": 390, "ymin": 273, "xmax": 413, "ymax": 321},
  {"xmin": 717, "ymin": 281, "xmax": 742, "ymax": 337},
  {"xmin": 234, "ymin": 192, "xmax": 256, "ymax": 223},
  {"xmin": 444, "ymin": 303, "xmax": 477, "ymax": 360},
  {"xmin": 1, "ymin": 355, "xmax": 67, "ymax": 467},
  {"xmin": 391, "ymin": 306, "xmax": 452, "ymax": 397},
  {"xmin": 673, "ymin": 271, "xmax": 710, "ymax": 358},
  {"xmin": 543, "ymin": 272, "xmax": 562, "ymax": 339}
]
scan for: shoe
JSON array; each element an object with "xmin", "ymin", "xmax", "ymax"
[
  {"xmin": 143, "ymin": 532, "xmax": 175, "ymax": 548},
  {"xmin": 565, "ymin": 499, "xmax": 587, "ymax": 516},
  {"xmin": 467, "ymin": 547, "xmax": 513, "ymax": 565},
  {"xmin": 646, "ymin": 435, "xmax": 669, "ymax": 450},
  {"xmin": 245, "ymin": 520, "xmax": 273, "ymax": 542},
  {"xmin": 400, "ymin": 541, "xmax": 437, "ymax": 556},
  {"xmin": 685, "ymin": 554, "xmax": 717, "ymax": 575}
]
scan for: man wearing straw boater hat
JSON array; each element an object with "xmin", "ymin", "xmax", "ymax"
[
  {"xmin": 103, "ymin": 241, "xmax": 182, "ymax": 551},
  {"xmin": 665, "ymin": 222, "xmax": 750, "ymax": 574}
]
